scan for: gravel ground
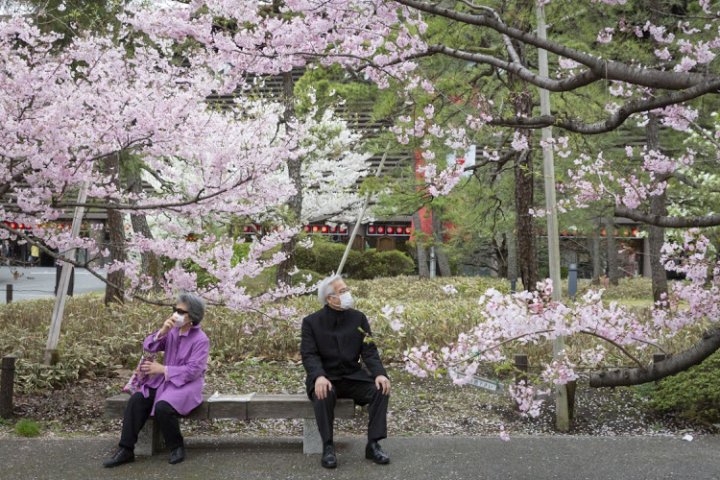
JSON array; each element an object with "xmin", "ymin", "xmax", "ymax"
[{"xmin": 0, "ymin": 362, "xmax": 710, "ymax": 441}]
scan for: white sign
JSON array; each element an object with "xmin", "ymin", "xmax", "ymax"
[{"xmin": 448, "ymin": 368, "xmax": 503, "ymax": 393}]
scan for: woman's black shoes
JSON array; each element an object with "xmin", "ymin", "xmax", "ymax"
[
  {"xmin": 169, "ymin": 446, "xmax": 186, "ymax": 465},
  {"xmin": 103, "ymin": 448, "xmax": 134, "ymax": 468}
]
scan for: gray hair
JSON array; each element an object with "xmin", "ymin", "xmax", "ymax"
[
  {"xmin": 177, "ymin": 292, "xmax": 206, "ymax": 325},
  {"xmin": 317, "ymin": 274, "xmax": 343, "ymax": 305}
]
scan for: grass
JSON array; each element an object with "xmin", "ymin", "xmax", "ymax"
[
  {"xmin": 0, "ymin": 275, "xmax": 699, "ymax": 395},
  {"xmin": 14, "ymin": 419, "xmax": 41, "ymax": 437}
]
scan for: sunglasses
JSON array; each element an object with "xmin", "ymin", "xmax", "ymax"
[{"xmin": 173, "ymin": 307, "xmax": 189, "ymax": 315}]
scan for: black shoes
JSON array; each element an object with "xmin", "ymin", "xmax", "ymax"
[
  {"xmin": 321, "ymin": 443, "xmax": 337, "ymax": 469},
  {"xmin": 365, "ymin": 441, "xmax": 390, "ymax": 464},
  {"xmin": 169, "ymin": 446, "xmax": 186, "ymax": 465},
  {"xmin": 103, "ymin": 447, "xmax": 134, "ymax": 468}
]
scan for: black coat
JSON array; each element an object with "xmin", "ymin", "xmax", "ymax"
[{"xmin": 301, "ymin": 305, "xmax": 387, "ymax": 398}]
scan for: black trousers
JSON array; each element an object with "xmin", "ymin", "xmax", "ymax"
[
  {"xmin": 311, "ymin": 378, "xmax": 389, "ymax": 445},
  {"xmin": 119, "ymin": 389, "xmax": 184, "ymax": 451}
]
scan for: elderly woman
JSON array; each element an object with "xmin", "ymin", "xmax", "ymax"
[{"xmin": 104, "ymin": 293, "xmax": 210, "ymax": 467}]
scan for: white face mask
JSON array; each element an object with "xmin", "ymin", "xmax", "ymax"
[
  {"xmin": 172, "ymin": 312, "xmax": 186, "ymax": 328},
  {"xmin": 338, "ymin": 292, "xmax": 354, "ymax": 310}
]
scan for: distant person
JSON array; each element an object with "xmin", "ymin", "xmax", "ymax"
[
  {"xmin": 301, "ymin": 274, "xmax": 391, "ymax": 469},
  {"xmin": 28, "ymin": 244, "xmax": 40, "ymax": 265},
  {"xmin": 103, "ymin": 293, "xmax": 210, "ymax": 468}
]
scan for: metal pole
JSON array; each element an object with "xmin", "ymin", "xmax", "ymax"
[
  {"xmin": 44, "ymin": 182, "xmax": 89, "ymax": 365},
  {"xmin": 568, "ymin": 263, "xmax": 578, "ymax": 299},
  {"xmin": 5, "ymin": 284, "xmax": 11, "ymax": 304},
  {"xmin": 536, "ymin": 4, "xmax": 570, "ymax": 432},
  {"xmin": 337, "ymin": 146, "xmax": 389, "ymax": 276}
]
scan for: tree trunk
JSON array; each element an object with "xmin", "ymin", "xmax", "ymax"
[
  {"xmin": 413, "ymin": 211, "xmax": 430, "ymax": 278},
  {"xmin": 646, "ymin": 114, "xmax": 669, "ymax": 302},
  {"xmin": 605, "ymin": 217, "xmax": 620, "ymax": 286},
  {"xmin": 104, "ymin": 154, "xmax": 125, "ymax": 304},
  {"xmin": 590, "ymin": 328, "xmax": 720, "ymax": 387},
  {"xmin": 276, "ymin": 71, "xmax": 303, "ymax": 285},
  {"xmin": 590, "ymin": 223, "xmax": 602, "ymax": 284},
  {"xmin": 515, "ymin": 148, "xmax": 538, "ymax": 290},
  {"xmin": 431, "ymin": 208, "xmax": 452, "ymax": 277},
  {"xmin": 126, "ymin": 167, "xmax": 163, "ymax": 290},
  {"xmin": 508, "ymin": 7, "xmax": 538, "ymax": 291}
]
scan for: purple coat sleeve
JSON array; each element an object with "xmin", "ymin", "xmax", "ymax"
[
  {"xmin": 165, "ymin": 336, "xmax": 210, "ymax": 388},
  {"xmin": 143, "ymin": 330, "xmax": 167, "ymax": 352}
]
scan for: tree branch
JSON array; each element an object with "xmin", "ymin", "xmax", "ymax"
[
  {"xmin": 414, "ymin": 44, "xmax": 600, "ymax": 92},
  {"xmin": 615, "ymin": 206, "xmax": 720, "ymax": 228},
  {"xmin": 490, "ymin": 79, "xmax": 720, "ymax": 133},
  {"xmin": 580, "ymin": 330, "xmax": 645, "ymax": 369},
  {"xmin": 589, "ymin": 328, "xmax": 720, "ymax": 387},
  {"xmin": 393, "ymin": 0, "xmax": 713, "ymax": 90}
]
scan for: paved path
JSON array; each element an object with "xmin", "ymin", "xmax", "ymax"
[
  {"xmin": 0, "ymin": 435, "xmax": 717, "ymax": 480},
  {"xmin": 0, "ymin": 266, "xmax": 105, "ymax": 304}
]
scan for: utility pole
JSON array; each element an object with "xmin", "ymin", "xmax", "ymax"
[
  {"xmin": 337, "ymin": 147, "xmax": 389, "ymax": 276},
  {"xmin": 44, "ymin": 182, "xmax": 89, "ymax": 365},
  {"xmin": 536, "ymin": 4, "xmax": 571, "ymax": 432}
]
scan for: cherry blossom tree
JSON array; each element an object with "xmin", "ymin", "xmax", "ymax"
[{"xmin": 0, "ymin": 16, "xmax": 309, "ymax": 309}]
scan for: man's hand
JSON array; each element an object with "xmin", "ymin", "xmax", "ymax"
[
  {"xmin": 314, "ymin": 376, "xmax": 333, "ymax": 400},
  {"xmin": 140, "ymin": 360, "xmax": 166, "ymax": 376},
  {"xmin": 375, "ymin": 375, "xmax": 391, "ymax": 395},
  {"xmin": 158, "ymin": 317, "xmax": 174, "ymax": 337}
]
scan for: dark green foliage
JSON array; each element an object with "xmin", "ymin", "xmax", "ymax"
[
  {"xmin": 369, "ymin": 250, "xmax": 416, "ymax": 278},
  {"xmin": 295, "ymin": 236, "xmax": 415, "ymax": 279},
  {"xmin": 642, "ymin": 351, "xmax": 720, "ymax": 424}
]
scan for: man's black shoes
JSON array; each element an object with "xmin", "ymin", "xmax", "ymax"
[
  {"xmin": 169, "ymin": 446, "xmax": 186, "ymax": 465},
  {"xmin": 365, "ymin": 441, "xmax": 390, "ymax": 464},
  {"xmin": 321, "ymin": 443, "xmax": 337, "ymax": 469},
  {"xmin": 103, "ymin": 447, "xmax": 134, "ymax": 468}
]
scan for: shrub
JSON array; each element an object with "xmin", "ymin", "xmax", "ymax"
[
  {"xmin": 15, "ymin": 419, "xmax": 41, "ymax": 437},
  {"xmin": 365, "ymin": 250, "xmax": 415, "ymax": 278},
  {"xmin": 643, "ymin": 350, "xmax": 720, "ymax": 424},
  {"xmin": 295, "ymin": 236, "xmax": 415, "ymax": 279}
]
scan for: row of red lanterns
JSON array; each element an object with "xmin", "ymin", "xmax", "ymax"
[
  {"xmin": 303, "ymin": 225, "xmax": 349, "ymax": 235},
  {"xmin": 3, "ymin": 221, "xmax": 75, "ymax": 231},
  {"xmin": 367, "ymin": 225, "xmax": 412, "ymax": 236},
  {"xmin": 3, "ymin": 221, "xmax": 31, "ymax": 230}
]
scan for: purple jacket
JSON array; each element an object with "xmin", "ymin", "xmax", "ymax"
[{"xmin": 139, "ymin": 324, "xmax": 210, "ymax": 416}]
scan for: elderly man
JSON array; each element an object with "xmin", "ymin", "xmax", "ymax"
[
  {"xmin": 301, "ymin": 274, "xmax": 391, "ymax": 469},
  {"xmin": 103, "ymin": 293, "xmax": 210, "ymax": 467}
]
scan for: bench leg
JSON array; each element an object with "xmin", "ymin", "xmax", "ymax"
[
  {"xmin": 136, "ymin": 418, "xmax": 163, "ymax": 456},
  {"xmin": 303, "ymin": 417, "xmax": 323, "ymax": 455}
]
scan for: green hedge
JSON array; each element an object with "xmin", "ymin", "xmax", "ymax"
[
  {"xmin": 295, "ymin": 236, "xmax": 415, "ymax": 279},
  {"xmin": 642, "ymin": 350, "xmax": 720, "ymax": 424}
]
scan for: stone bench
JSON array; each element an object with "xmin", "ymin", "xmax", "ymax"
[{"xmin": 105, "ymin": 393, "xmax": 354, "ymax": 455}]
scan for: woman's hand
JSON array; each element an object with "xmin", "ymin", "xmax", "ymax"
[
  {"xmin": 140, "ymin": 360, "xmax": 166, "ymax": 376},
  {"xmin": 158, "ymin": 317, "xmax": 174, "ymax": 337}
]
